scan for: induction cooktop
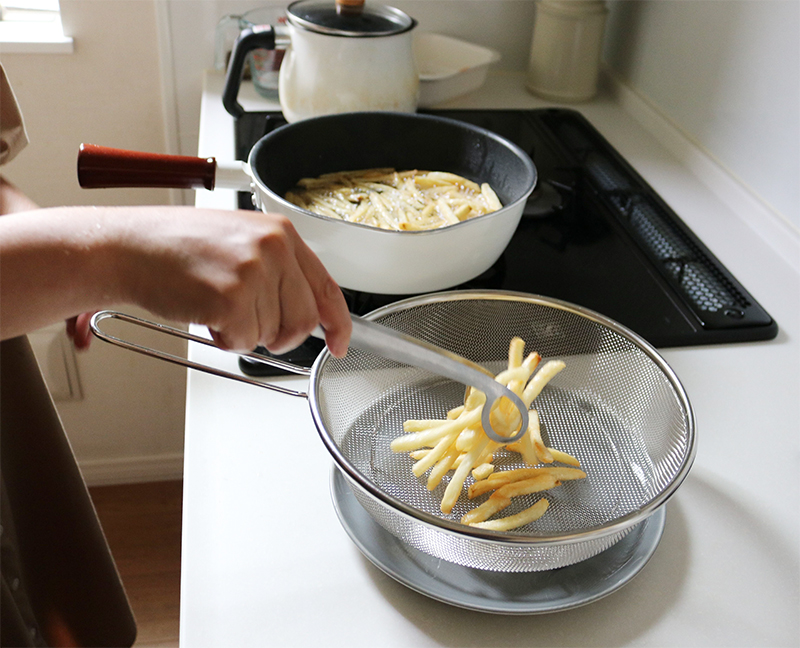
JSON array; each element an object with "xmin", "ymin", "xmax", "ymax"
[{"xmin": 233, "ymin": 108, "xmax": 777, "ymax": 375}]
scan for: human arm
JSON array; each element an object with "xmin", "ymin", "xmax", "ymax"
[
  {"xmin": 0, "ymin": 176, "xmax": 98, "ymax": 347},
  {"xmin": 0, "ymin": 200, "xmax": 351, "ymax": 357}
]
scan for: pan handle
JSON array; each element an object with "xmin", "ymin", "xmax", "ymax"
[
  {"xmin": 90, "ymin": 311, "xmax": 312, "ymax": 399},
  {"xmin": 78, "ymin": 143, "xmax": 218, "ymax": 190},
  {"xmin": 77, "ymin": 144, "xmax": 252, "ymax": 192}
]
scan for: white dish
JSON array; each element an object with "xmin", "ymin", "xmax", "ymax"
[
  {"xmin": 414, "ymin": 32, "xmax": 501, "ymax": 107},
  {"xmin": 330, "ymin": 467, "xmax": 666, "ymax": 615}
]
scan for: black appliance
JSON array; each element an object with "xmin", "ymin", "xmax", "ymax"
[{"xmin": 234, "ymin": 109, "xmax": 777, "ymax": 376}]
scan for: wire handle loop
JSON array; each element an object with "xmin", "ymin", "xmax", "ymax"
[{"xmin": 89, "ymin": 311, "xmax": 311, "ymax": 399}]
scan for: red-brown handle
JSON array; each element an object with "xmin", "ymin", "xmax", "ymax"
[
  {"xmin": 77, "ymin": 143, "xmax": 218, "ymax": 190},
  {"xmin": 336, "ymin": 0, "xmax": 365, "ymax": 14}
]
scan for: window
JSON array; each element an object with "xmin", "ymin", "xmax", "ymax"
[
  {"xmin": 0, "ymin": 0, "xmax": 73, "ymax": 53},
  {"xmin": 1, "ymin": 0, "xmax": 60, "ymax": 21}
]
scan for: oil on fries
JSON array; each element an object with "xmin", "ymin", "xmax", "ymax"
[
  {"xmin": 286, "ymin": 168, "xmax": 503, "ymax": 231},
  {"xmin": 390, "ymin": 337, "xmax": 586, "ymax": 531}
]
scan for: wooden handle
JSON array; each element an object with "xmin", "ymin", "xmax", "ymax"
[
  {"xmin": 336, "ymin": 0, "xmax": 365, "ymax": 15},
  {"xmin": 78, "ymin": 143, "xmax": 217, "ymax": 190}
]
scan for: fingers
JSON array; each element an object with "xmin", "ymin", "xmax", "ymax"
[
  {"xmin": 200, "ymin": 214, "xmax": 299, "ymax": 353},
  {"xmin": 317, "ymin": 274, "xmax": 352, "ymax": 358},
  {"xmin": 261, "ymin": 219, "xmax": 351, "ymax": 358},
  {"xmin": 207, "ymin": 212, "xmax": 350, "ymax": 357},
  {"xmin": 291, "ymin": 235, "xmax": 352, "ymax": 357},
  {"xmin": 261, "ymin": 249, "xmax": 319, "ymax": 356},
  {"xmin": 208, "ymin": 328, "xmax": 230, "ymax": 350},
  {"xmin": 66, "ymin": 312, "xmax": 95, "ymax": 350},
  {"xmin": 125, "ymin": 208, "xmax": 351, "ymax": 357}
]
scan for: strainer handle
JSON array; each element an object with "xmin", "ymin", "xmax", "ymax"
[
  {"xmin": 90, "ymin": 311, "xmax": 312, "ymax": 399},
  {"xmin": 314, "ymin": 316, "xmax": 529, "ymax": 444}
]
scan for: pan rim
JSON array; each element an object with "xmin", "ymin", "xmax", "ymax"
[
  {"xmin": 308, "ymin": 289, "xmax": 697, "ymax": 548},
  {"xmin": 248, "ymin": 110, "xmax": 538, "ymax": 236}
]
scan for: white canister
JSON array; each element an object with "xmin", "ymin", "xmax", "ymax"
[{"xmin": 526, "ymin": 0, "xmax": 608, "ymax": 102}]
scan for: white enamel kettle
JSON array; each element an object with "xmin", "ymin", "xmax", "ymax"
[{"xmin": 223, "ymin": 0, "xmax": 419, "ymax": 122}]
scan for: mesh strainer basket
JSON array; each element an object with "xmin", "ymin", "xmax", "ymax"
[
  {"xmin": 89, "ymin": 290, "xmax": 695, "ymax": 574},
  {"xmin": 310, "ymin": 290, "xmax": 695, "ymax": 572}
]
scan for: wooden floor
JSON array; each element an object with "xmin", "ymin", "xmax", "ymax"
[{"xmin": 89, "ymin": 480, "xmax": 183, "ymax": 648}]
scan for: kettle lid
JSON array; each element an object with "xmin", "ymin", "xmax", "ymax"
[{"xmin": 287, "ymin": 0, "xmax": 416, "ymax": 37}]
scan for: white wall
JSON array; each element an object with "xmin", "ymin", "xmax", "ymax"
[
  {"xmin": 2, "ymin": 0, "xmax": 187, "ymax": 484},
  {"xmin": 3, "ymin": 0, "xmax": 172, "ymax": 208},
  {"xmin": 603, "ymin": 0, "xmax": 799, "ymax": 233}
]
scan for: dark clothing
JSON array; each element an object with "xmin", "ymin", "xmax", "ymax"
[
  {"xmin": 1, "ymin": 63, "xmax": 135, "ymax": 647},
  {"xmin": 1, "ymin": 337, "xmax": 137, "ymax": 647}
]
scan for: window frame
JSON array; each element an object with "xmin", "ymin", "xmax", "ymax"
[{"xmin": 0, "ymin": 0, "xmax": 73, "ymax": 54}]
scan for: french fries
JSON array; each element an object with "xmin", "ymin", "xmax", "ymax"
[
  {"xmin": 467, "ymin": 466, "xmax": 586, "ymax": 499},
  {"xmin": 285, "ymin": 168, "xmax": 503, "ymax": 231},
  {"xmin": 470, "ymin": 499, "xmax": 550, "ymax": 532},
  {"xmin": 460, "ymin": 492, "xmax": 512, "ymax": 526},
  {"xmin": 391, "ymin": 337, "xmax": 586, "ymax": 531}
]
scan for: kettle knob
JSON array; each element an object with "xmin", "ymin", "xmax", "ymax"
[{"xmin": 336, "ymin": 0, "xmax": 365, "ymax": 15}]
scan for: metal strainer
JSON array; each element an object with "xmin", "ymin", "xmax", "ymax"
[
  {"xmin": 90, "ymin": 290, "xmax": 695, "ymax": 573},
  {"xmin": 310, "ymin": 290, "xmax": 695, "ymax": 572}
]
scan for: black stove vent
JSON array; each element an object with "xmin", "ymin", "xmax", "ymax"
[{"xmin": 543, "ymin": 110, "xmax": 771, "ymax": 331}]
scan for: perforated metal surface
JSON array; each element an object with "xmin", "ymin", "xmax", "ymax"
[
  {"xmin": 310, "ymin": 291, "xmax": 695, "ymax": 571},
  {"xmin": 621, "ymin": 196, "xmax": 750, "ymax": 314}
]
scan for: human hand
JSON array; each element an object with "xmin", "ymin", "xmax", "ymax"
[
  {"xmin": 66, "ymin": 312, "xmax": 96, "ymax": 350},
  {"xmin": 1, "ymin": 205, "xmax": 352, "ymax": 355},
  {"xmin": 116, "ymin": 207, "xmax": 351, "ymax": 357}
]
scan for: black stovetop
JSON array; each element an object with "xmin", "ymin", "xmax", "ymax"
[{"xmin": 234, "ymin": 108, "xmax": 777, "ymax": 375}]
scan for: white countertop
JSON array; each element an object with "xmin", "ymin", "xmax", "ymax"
[{"xmin": 180, "ymin": 69, "xmax": 799, "ymax": 647}]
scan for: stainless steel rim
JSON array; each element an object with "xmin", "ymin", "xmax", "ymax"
[{"xmin": 309, "ymin": 289, "xmax": 696, "ymax": 549}]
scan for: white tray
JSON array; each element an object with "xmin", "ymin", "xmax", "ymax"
[{"xmin": 414, "ymin": 32, "xmax": 501, "ymax": 107}]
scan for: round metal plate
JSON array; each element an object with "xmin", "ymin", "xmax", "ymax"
[{"xmin": 331, "ymin": 466, "xmax": 666, "ymax": 614}]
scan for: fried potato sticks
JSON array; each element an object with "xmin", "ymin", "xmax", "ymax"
[
  {"xmin": 286, "ymin": 168, "xmax": 503, "ymax": 231},
  {"xmin": 390, "ymin": 337, "xmax": 586, "ymax": 530}
]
